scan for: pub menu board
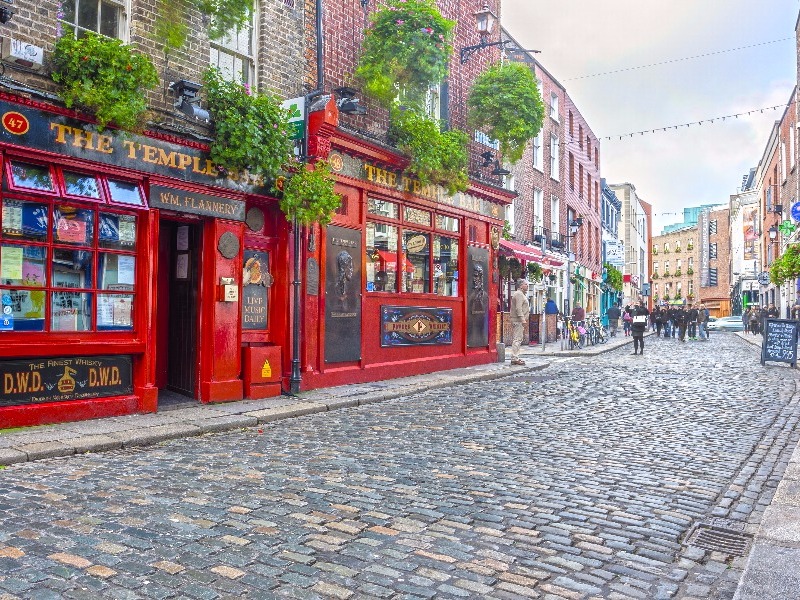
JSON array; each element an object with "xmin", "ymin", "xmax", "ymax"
[{"xmin": 761, "ymin": 319, "xmax": 799, "ymax": 367}]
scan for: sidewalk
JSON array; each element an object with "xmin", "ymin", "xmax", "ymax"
[
  {"xmin": 0, "ymin": 334, "xmax": 636, "ymax": 467},
  {"xmin": 733, "ymin": 330, "xmax": 800, "ymax": 599}
]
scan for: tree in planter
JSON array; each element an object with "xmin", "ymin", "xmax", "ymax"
[
  {"xmin": 280, "ymin": 161, "xmax": 342, "ymax": 226},
  {"xmin": 51, "ymin": 32, "xmax": 159, "ymax": 131},
  {"xmin": 467, "ymin": 62, "xmax": 545, "ymax": 163},
  {"xmin": 355, "ymin": 0, "xmax": 455, "ymax": 109},
  {"xmin": 202, "ymin": 68, "xmax": 294, "ymax": 187}
]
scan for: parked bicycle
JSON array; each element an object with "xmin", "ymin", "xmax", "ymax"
[
  {"xmin": 563, "ymin": 316, "xmax": 586, "ymax": 350},
  {"xmin": 585, "ymin": 314, "xmax": 609, "ymax": 345}
]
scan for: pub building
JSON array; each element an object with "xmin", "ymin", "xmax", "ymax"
[{"xmin": 0, "ymin": 91, "xmax": 511, "ymax": 429}]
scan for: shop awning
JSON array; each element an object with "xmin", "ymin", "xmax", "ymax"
[
  {"xmin": 377, "ymin": 250, "xmax": 415, "ymax": 272},
  {"xmin": 545, "ymin": 257, "xmax": 564, "ymax": 267},
  {"xmin": 499, "ymin": 239, "xmax": 543, "ymax": 262}
]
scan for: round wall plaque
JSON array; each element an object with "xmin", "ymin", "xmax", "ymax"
[
  {"xmin": 218, "ymin": 232, "xmax": 240, "ymax": 259},
  {"xmin": 245, "ymin": 207, "xmax": 265, "ymax": 232}
]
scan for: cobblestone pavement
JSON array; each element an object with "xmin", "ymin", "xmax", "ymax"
[{"xmin": 0, "ymin": 334, "xmax": 798, "ymax": 600}]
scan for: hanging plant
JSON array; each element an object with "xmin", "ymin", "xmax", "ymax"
[
  {"xmin": 196, "ymin": 0, "xmax": 253, "ymax": 41},
  {"xmin": 202, "ymin": 68, "xmax": 294, "ymax": 187},
  {"xmin": 527, "ymin": 261, "xmax": 543, "ymax": 282},
  {"xmin": 280, "ymin": 161, "xmax": 342, "ymax": 226},
  {"xmin": 770, "ymin": 244, "xmax": 800, "ymax": 285},
  {"xmin": 603, "ymin": 263, "xmax": 623, "ymax": 291},
  {"xmin": 355, "ymin": 0, "xmax": 455, "ymax": 108},
  {"xmin": 51, "ymin": 32, "xmax": 159, "ymax": 131},
  {"xmin": 501, "ymin": 220, "xmax": 513, "ymax": 240},
  {"xmin": 498, "ymin": 255, "xmax": 511, "ymax": 279},
  {"xmin": 509, "ymin": 257, "xmax": 523, "ymax": 280},
  {"xmin": 388, "ymin": 106, "xmax": 468, "ymax": 194},
  {"xmin": 467, "ymin": 61, "xmax": 545, "ymax": 163}
]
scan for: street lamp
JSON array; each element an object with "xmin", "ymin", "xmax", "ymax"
[
  {"xmin": 459, "ymin": 2, "xmax": 540, "ymax": 63},
  {"xmin": 768, "ymin": 225, "xmax": 778, "ymax": 240},
  {"xmin": 564, "ymin": 219, "xmax": 582, "ymax": 315}
]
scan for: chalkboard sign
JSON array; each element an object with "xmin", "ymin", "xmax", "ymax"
[{"xmin": 761, "ymin": 318, "xmax": 798, "ymax": 367}]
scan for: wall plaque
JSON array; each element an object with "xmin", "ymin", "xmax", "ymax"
[
  {"xmin": 467, "ymin": 246, "xmax": 490, "ymax": 348},
  {"xmin": 150, "ymin": 184, "xmax": 246, "ymax": 221},
  {"xmin": 381, "ymin": 306, "xmax": 452, "ymax": 347},
  {"xmin": 325, "ymin": 226, "xmax": 361, "ymax": 362},
  {"xmin": 218, "ymin": 232, "xmax": 240, "ymax": 259},
  {"xmin": 307, "ymin": 257, "xmax": 319, "ymax": 296},
  {"xmin": 242, "ymin": 250, "xmax": 269, "ymax": 330},
  {"xmin": 0, "ymin": 355, "xmax": 133, "ymax": 406},
  {"xmin": 245, "ymin": 206, "xmax": 265, "ymax": 232}
]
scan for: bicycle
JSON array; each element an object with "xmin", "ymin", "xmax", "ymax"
[
  {"xmin": 586, "ymin": 315, "xmax": 608, "ymax": 344},
  {"xmin": 564, "ymin": 317, "xmax": 585, "ymax": 350}
]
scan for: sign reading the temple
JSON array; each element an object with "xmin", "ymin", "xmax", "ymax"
[
  {"xmin": 150, "ymin": 185, "xmax": 245, "ymax": 221},
  {"xmin": 381, "ymin": 306, "xmax": 452, "ymax": 347},
  {"xmin": 0, "ymin": 355, "xmax": 133, "ymax": 406}
]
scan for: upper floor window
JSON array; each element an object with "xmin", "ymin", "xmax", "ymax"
[
  {"xmin": 59, "ymin": 0, "xmax": 126, "ymax": 39},
  {"xmin": 533, "ymin": 188, "xmax": 544, "ymax": 229},
  {"xmin": 424, "ymin": 84, "xmax": 442, "ymax": 122},
  {"xmin": 550, "ymin": 92, "xmax": 559, "ymax": 121},
  {"xmin": 550, "ymin": 135, "xmax": 559, "ymax": 180},
  {"xmin": 578, "ymin": 125, "xmax": 583, "ymax": 149},
  {"xmin": 210, "ymin": 16, "xmax": 255, "ymax": 85},
  {"xmin": 568, "ymin": 111, "xmax": 574, "ymax": 136},
  {"xmin": 532, "ymin": 133, "xmax": 543, "ymax": 170}
]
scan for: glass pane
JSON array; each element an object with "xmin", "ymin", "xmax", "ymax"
[
  {"xmin": 63, "ymin": 171, "xmax": 100, "ymax": 198},
  {"xmin": 99, "ymin": 213, "xmax": 137, "ymax": 250},
  {"xmin": 2, "ymin": 199, "xmax": 48, "ymax": 241},
  {"xmin": 367, "ymin": 198, "xmax": 398, "ymax": 219},
  {"xmin": 51, "ymin": 291, "xmax": 92, "ymax": 331},
  {"xmin": 53, "ymin": 205, "xmax": 94, "ymax": 246},
  {"xmin": 1, "ymin": 244, "xmax": 46, "ymax": 287},
  {"xmin": 402, "ymin": 230, "xmax": 430, "ymax": 294},
  {"xmin": 52, "ymin": 249, "xmax": 93, "ymax": 289},
  {"xmin": 404, "ymin": 207, "xmax": 431, "ymax": 227},
  {"xmin": 217, "ymin": 51, "xmax": 235, "ymax": 81},
  {"xmin": 61, "ymin": 0, "xmax": 76, "ymax": 24},
  {"xmin": 1, "ymin": 289, "xmax": 46, "ymax": 332},
  {"xmin": 10, "ymin": 162, "xmax": 54, "ymax": 191},
  {"xmin": 77, "ymin": 0, "xmax": 99, "ymax": 32},
  {"xmin": 107, "ymin": 179, "xmax": 143, "ymax": 205},
  {"xmin": 436, "ymin": 215, "xmax": 459, "ymax": 233},
  {"xmin": 365, "ymin": 222, "xmax": 398, "ymax": 292},
  {"xmin": 99, "ymin": 253, "xmax": 135, "ymax": 290},
  {"xmin": 97, "ymin": 293, "xmax": 133, "ymax": 330},
  {"xmin": 433, "ymin": 236, "xmax": 459, "ymax": 297},
  {"xmin": 99, "ymin": 1, "xmax": 119, "ymax": 37}
]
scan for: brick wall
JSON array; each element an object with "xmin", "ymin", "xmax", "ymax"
[
  {"xmin": 651, "ymin": 226, "xmax": 699, "ymax": 303},
  {"xmin": 700, "ymin": 207, "xmax": 731, "ymax": 314}
]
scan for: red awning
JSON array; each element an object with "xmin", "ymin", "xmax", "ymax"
[
  {"xmin": 499, "ymin": 239, "xmax": 543, "ymax": 261},
  {"xmin": 377, "ymin": 250, "xmax": 415, "ymax": 272},
  {"xmin": 545, "ymin": 257, "xmax": 564, "ymax": 267}
]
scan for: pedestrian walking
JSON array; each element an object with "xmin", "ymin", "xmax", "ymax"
[
  {"xmin": 607, "ymin": 303, "xmax": 621, "ymax": 337},
  {"xmin": 622, "ymin": 304, "xmax": 633, "ymax": 337},
  {"xmin": 687, "ymin": 304, "xmax": 699, "ymax": 340},
  {"xmin": 631, "ymin": 301, "xmax": 649, "ymax": 355},
  {"xmin": 510, "ymin": 279, "xmax": 529, "ymax": 366},
  {"xmin": 675, "ymin": 305, "xmax": 688, "ymax": 342},
  {"xmin": 697, "ymin": 302, "xmax": 709, "ymax": 340}
]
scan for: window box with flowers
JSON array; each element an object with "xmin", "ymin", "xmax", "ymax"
[
  {"xmin": 651, "ymin": 272, "xmax": 659, "ymax": 279},
  {"xmin": 687, "ymin": 243, "xmax": 694, "ymax": 251},
  {"xmin": 687, "ymin": 267, "xmax": 694, "ymax": 276},
  {"xmin": 675, "ymin": 268, "xmax": 682, "ymax": 277},
  {"xmin": 663, "ymin": 247, "xmax": 670, "ymax": 254},
  {"xmin": 663, "ymin": 270, "xmax": 670, "ymax": 277},
  {"xmin": 652, "ymin": 247, "xmax": 658, "ymax": 255}
]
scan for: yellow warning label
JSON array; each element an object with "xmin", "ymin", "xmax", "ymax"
[{"xmin": 261, "ymin": 360, "xmax": 272, "ymax": 378}]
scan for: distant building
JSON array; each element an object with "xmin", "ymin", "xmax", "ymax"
[
  {"xmin": 651, "ymin": 226, "xmax": 699, "ymax": 306},
  {"xmin": 607, "ymin": 182, "xmax": 650, "ymax": 304},
  {"xmin": 661, "ymin": 204, "xmax": 721, "ymax": 235}
]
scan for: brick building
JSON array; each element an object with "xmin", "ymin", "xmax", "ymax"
[
  {"xmin": 699, "ymin": 206, "xmax": 732, "ymax": 316},
  {"xmin": 651, "ymin": 226, "xmax": 700, "ymax": 306}
]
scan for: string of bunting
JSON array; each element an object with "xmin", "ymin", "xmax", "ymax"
[{"xmin": 602, "ymin": 99, "xmax": 797, "ymax": 141}]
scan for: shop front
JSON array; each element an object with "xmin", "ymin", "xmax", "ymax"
[
  {"xmin": 0, "ymin": 93, "xmax": 286, "ymax": 428},
  {"xmin": 295, "ymin": 133, "xmax": 512, "ymax": 389}
]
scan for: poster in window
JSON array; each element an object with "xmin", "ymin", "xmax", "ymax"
[
  {"xmin": 467, "ymin": 246, "xmax": 490, "ymax": 347},
  {"xmin": 242, "ymin": 250, "xmax": 270, "ymax": 330},
  {"xmin": 176, "ymin": 254, "xmax": 189, "ymax": 280},
  {"xmin": 117, "ymin": 255, "xmax": 135, "ymax": 285},
  {"xmin": 325, "ymin": 225, "xmax": 362, "ymax": 362},
  {"xmin": 1, "ymin": 246, "xmax": 23, "ymax": 280},
  {"xmin": 177, "ymin": 226, "xmax": 189, "ymax": 251},
  {"xmin": 2, "ymin": 202, "xmax": 22, "ymax": 234},
  {"xmin": 56, "ymin": 217, "xmax": 87, "ymax": 244}
]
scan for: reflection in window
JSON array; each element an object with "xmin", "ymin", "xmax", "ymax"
[
  {"xmin": 367, "ymin": 198, "xmax": 398, "ymax": 219},
  {"xmin": 404, "ymin": 207, "xmax": 431, "ymax": 227},
  {"xmin": 52, "ymin": 249, "xmax": 94, "ymax": 289},
  {"xmin": 4, "ymin": 288, "xmax": 46, "ymax": 331},
  {"xmin": 433, "ymin": 236, "xmax": 458, "ymax": 296},
  {"xmin": 63, "ymin": 171, "xmax": 100, "ymax": 198},
  {"xmin": 403, "ymin": 230, "xmax": 430, "ymax": 293},
  {"xmin": 10, "ymin": 162, "xmax": 54, "ymax": 191},
  {"xmin": 1, "ymin": 244, "xmax": 46, "ymax": 287},
  {"xmin": 366, "ymin": 222, "xmax": 398, "ymax": 292},
  {"xmin": 436, "ymin": 215, "xmax": 459, "ymax": 232},
  {"xmin": 53, "ymin": 205, "xmax": 94, "ymax": 246},
  {"xmin": 99, "ymin": 213, "xmax": 137, "ymax": 250},
  {"xmin": 107, "ymin": 179, "xmax": 143, "ymax": 205},
  {"xmin": 2, "ymin": 199, "xmax": 49, "ymax": 241},
  {"xmin": 51, "ymin": 291, "xmax": 92, "ymax": 331}
]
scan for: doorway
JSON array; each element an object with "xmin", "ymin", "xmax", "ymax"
[{"xmin": 156, "ymin": 220, "xmax": 201, "ymax": 404}]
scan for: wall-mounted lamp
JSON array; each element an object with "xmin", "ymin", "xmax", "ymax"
[
  {"xmin": 334, "ymin": 86, "xmax": 367, "ymax": 115},
  {"xmin": 460, "ymin": 2, "xmax": 539, "ymax": 63},
  {"xmin": 480, "ymin": 151, "xmax": 494, "ymax": 167},
  {"xmin": 569, "ymin": 219, "xmax": 581, "ymax": 235},
  {"xmin": 170, "ymin": 80, "xmax": 210, "ymax": 123},
  {"xmin": 490, "ymin": 160, "xmax": 510, "ymax": 176},
  {"xmin": 768, "ymin": 225, "xmax": 778, "ymax": 240}
]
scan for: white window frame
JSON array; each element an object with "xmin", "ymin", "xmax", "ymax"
[
  {"xmin": 532, "ymin": 133, "xmax": 543, "ymax": 171},
  {"xmin": 550, "ymin": 134, "xmax": 559, "ymax": 181},
  {"xmin": 210, "ymin": 12, "xmax": 256, "ymax": 85},
  {"xmin": 533, "ymin": 188, "xmax": 544, "ymax": 229},
  {"xmin": 550, "ymin": 195, "xmax": 559, "ymax": 234},
  {"xmin": 791, "ymin": 124, "xmax": 796, "ymax": 170},
  {"xmin": 59, "ymin": 0, "xmax": 128, "ymax": 41},
  {"xmin": 550, "ymin": 92, "xmax": 559, "ymax": 121},
  {"xmin": 781, "ymin": 140, "xmax": 787, "ymax": 182},
  {"xmin": 505, "ymin": 199, "xmax": 516, "ymax": 237},
  {"xmin": 425, "ymin": 84, "xmax": 442, "ymax": 122}
]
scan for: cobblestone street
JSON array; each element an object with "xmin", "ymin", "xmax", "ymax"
[{"xmin": 1, "ymin": 333, "xmax": 798, "ymax": 600}]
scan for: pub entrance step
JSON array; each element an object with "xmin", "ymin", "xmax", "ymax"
[{"xmin": 157, "ymin": 389, "xmax": 199, "ymax": 411}]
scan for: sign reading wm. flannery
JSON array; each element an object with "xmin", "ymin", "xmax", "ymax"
[
  {"xmin": 150, "ymin": 185, "xmax": 245, "ymax": 221},
  {"xmin": 327, "ymin": 151, "xmax": 503, "ymax": 220}
]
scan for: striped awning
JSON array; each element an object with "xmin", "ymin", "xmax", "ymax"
[{"xmin": 499, "ymin": 239, "xmax": 543, "ymax": 262}]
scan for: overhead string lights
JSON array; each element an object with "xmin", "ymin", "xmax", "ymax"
[{"xmin": 602, "ymin": 99, "xmax": 797, "ymax": 141}]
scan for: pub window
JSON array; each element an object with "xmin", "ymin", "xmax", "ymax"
[
  {"xmin": 210, "ymin": 13, "xmax": 255, "ymax": 85},
  {"xmin": 8, "ymin": 161, "xmax": 56, "ymax": 193},
  {"xmin": 59, "ymin": 0, "xmax": 126, "ymax": 40},
  {"xmin": 366, "ymin": 222, "xmax": 399, "ymax": 292},
  {"xmin": 367, "ymin": 198, "xmax": 398, "ymax": 219},
  {"xmin": 403, "ymin": 230, "xmax": 430, "ymax": 293},
  {"xmin": 0, "ymin": 160, "xmax": 142, "ymax": 333}
]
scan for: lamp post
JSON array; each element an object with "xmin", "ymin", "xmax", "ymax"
[
  {"xmin": 459, "ymin": 3, "xmax": 539, "ymax": 63},
  {"xmin": 564, "ymin": 219, "xmax": 581, "ymax": 316}
]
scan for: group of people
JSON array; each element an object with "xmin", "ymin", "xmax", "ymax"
[
  {"xmin": 603, "ymin": 301, "xmax": 650, "ymax": 353},
  {"xmin": 647, "ymin": 303, "xmax": 711, "ymax": 342},
  {"xmin": 742, "ymin": 304, "xmax": 780, "ymax": 335}
]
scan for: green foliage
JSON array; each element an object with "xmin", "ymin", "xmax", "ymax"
[
  {"xmin": 51, "ymin": 32, "xmax": 159, "ymax": 131},
  {"xmin": 651, "ymin": 272, "xmax": 659, "ymax": 279},
  {"xmin": 687, "ymin": 267, "xmax": 694, "ymax": 276},
  {"xmin": 202, "ymin": 68, "xmax": 293, "ymax": 187},
  {"xmin": 770, "ymin": 244, "xmax": 800, "ymax": 285},
  {"xmin": 155, "ymin": 0, "xmax": 189, "ymax": 52},
  {"xmin": 280, "ymin": 161, "xmax": 342, "ymax": 227},
  {"xmin": 467, "ymin": 62, "xmax": 545, "ymax": 163},
  {"xmin": 527, "ymin": 261, "xmax": 543, "ymax": 282},
  {"xmin": 674, "ymin": 292, "xmax": 682, "ymax": 301},
  {"xmin": 196, "ymin": 0, "xmax": 253, "ymax": 41},
  {"xmin": 498, "ymin": 255, "xmax": 510, "ymax": 279},
  {"xmin": 675, "ymin": 268, "xmax": 682, "ymax": 277},
  {"xmin": 501, "ymin": 220, "xmax": 512, "ymax": 240},
  {"xmin": 355, "ymin": 0, "xmax": 454, "ymax": 108},
  {"xmin": 389, "ymin": 107, "xmax": 468, "ymax": 194},
  {"xmin": 509, "ymin": 257, "xmax": 522, "ymax": 280},
  {"xmin": 603, "ymin": 263, "xmax": 623, "ymax": 291}
]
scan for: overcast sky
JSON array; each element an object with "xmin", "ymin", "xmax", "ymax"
[{"xmin": 502, "ymin": 0, "xmax": 798, "ymax": 235}]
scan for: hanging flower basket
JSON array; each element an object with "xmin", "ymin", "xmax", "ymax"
[{"xmin": 280, "ymin": 161, "xmax": 342, "ymax": 226}]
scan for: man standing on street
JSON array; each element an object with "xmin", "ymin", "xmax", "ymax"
[
  {"xmin": 606, "ymin": 303, "xmax": 621, "ymax": 337},
  {"xmin": 510, "ymin": 279, "xmax": 530, "ymax": 366},
  {"xmin": 697, "ymin": 302, "xmax": 710, "ymax": 340},
  {"xmin": 631, "ymin": 300, "xmax": 649, "ymax": 355}
]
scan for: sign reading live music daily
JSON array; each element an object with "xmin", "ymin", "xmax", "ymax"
[
  {"xmin": 0, "ymin": 98, "xmax": 267, "ymax": 194},
  {"xmin": 150, "ymin": 185, "xmax": 245, "ymax": 221},
  {"xmin": 0, "ymin": 355, "xmax": 133, "ymax": 406}
]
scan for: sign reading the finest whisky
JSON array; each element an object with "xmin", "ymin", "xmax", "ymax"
[
  {"xmin": 150, "ymin": 185, "xmax": 245, "ymax": 221},
  {"xmin": 0, "ymin": 355, "xmax": 133, "ymax": 406}
]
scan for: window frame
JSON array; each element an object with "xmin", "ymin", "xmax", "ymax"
[{"xmin": 58, "ymin": 0, "xmax": 128, "ymax": 42}]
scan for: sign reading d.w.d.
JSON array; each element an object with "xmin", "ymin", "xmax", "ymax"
[{"xmin": 0, "ymin": 355, "xmax": 133, "ymax": 406}]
